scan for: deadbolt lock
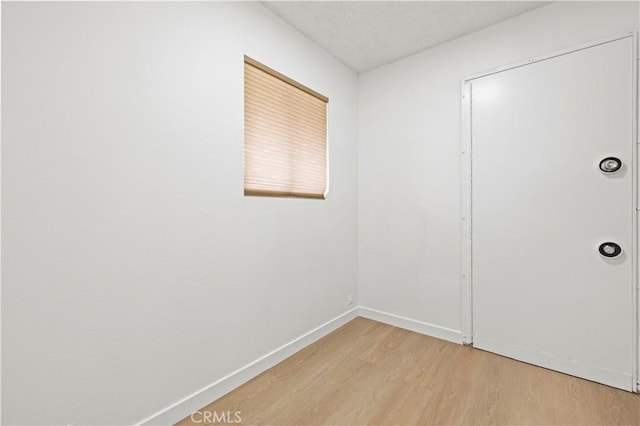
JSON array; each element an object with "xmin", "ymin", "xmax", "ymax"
[
  {"xmin": 598, "ymin": 242, "xmax": 622, "ymax": 258},
  {"xmin": 599, "ymin": 157, "xmax": 622, "ymax": 173}
]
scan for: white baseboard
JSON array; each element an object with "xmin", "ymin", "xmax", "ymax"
[
  {"xmin": 136, "ymin": 306, "xmax": 461, "ymax": 425},
  {"xmin": 358, "ymin": 306, "xmax": 463, "ymax": 344},
  {"xmin": 136, "ymin": 307, "xmax": 359, "ymax": 426}
]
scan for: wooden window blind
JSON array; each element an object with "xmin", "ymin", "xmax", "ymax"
[{"xmin": 244, "ymin": 56, "xmax": 328, "ymax": 199}]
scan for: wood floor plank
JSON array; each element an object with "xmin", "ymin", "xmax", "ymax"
[{"xmin": 177, "ymin": 318, "xmax": 640, "ymax": 426}]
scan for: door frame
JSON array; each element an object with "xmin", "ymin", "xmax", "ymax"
[{"xmin": 459, "ymin": 32, "xmax": 639, "ymax": 392}]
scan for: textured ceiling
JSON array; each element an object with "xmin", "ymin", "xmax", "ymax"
[{"xmin": 262, "ymin": 1, "xmax": 552, "ymax": 73}]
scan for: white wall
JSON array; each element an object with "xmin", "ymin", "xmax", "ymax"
[
  {"xmin": 1, "ymin": 2, "xmax": 358, "ymax": 424},
  {"xmin": 4, "ymin": 1, "xmax": 639, "ymax": 424},
  {"xmin": 358, "ymin": 1, "xmax": 639, "ymax": 335}
]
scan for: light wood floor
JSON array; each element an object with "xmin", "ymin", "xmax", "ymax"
[{"xmin": 177, "ymin": 318, "xmax": 640, "ymax": 425}]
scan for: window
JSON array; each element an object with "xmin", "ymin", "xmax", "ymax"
[{"xmin": 244, "ymin": 56, "xmax": 328, "ymax": 199}]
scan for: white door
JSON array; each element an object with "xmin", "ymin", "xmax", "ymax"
[{"xmin": 469, "ymin": 35, "xmax": 636, "ymax": 391}]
